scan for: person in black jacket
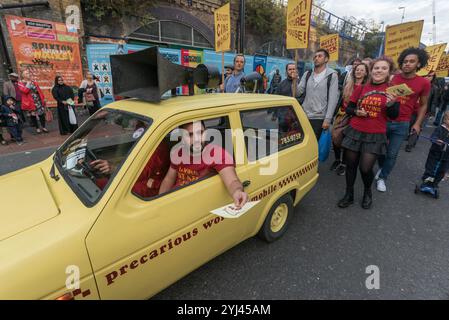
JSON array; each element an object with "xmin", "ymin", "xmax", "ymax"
[
  {"xmin": 275, "ymin": 63, "xmax": 299, "ymax": 98},
  {"xmin": 52, "ymin": 76, "xmax": 78, "ymax": 135}
]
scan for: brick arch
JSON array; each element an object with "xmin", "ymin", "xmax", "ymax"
[{"xmin": 129, "ymin": 6, "xmax": 214, "ymax": 47}]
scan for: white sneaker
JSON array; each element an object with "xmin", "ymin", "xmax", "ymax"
[
  {"xmin": 377, "ymin": 179, "xmax": 387, "ymax": 192},
  {"xmin": 375, "ymin": 169, "xmax": 382, "ymax": 180}
]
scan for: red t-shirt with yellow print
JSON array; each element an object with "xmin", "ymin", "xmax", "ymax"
[
  {"xmin": 390, "ymin": 73, "xmax": 431, "ymax": 122},
  {"xmin": 349, "ymin": 82, "xmax": 390, "ymax": 134},
  {"xmin": 170, "ymin": 145, "xmax": 234, "ymax": 188}
]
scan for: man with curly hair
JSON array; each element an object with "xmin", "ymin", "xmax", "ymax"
[{"xmin": 376, "ymin": 47, "xmax": 431, "ymax": 192}]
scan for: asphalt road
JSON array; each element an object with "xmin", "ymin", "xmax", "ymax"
[{"xmin": 1, "ymin": 128, "xmax": 448, "ymax": 299}]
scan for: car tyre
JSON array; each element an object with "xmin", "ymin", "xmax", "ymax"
[{"xmin": 258, "ymin": 194, "xmax": 293, "ymax": 243}]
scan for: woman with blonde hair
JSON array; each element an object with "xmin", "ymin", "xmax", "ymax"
[
  {"xmin": 338, "ymin": 56, "xmax": 400, "ymax": 209},
  {"xmin": 331, "ymin": 63, "xmax": 370, "ymax": 175},
  {"xmin": 17, "ymin": 69, "xmax": 48, "ymax": 134}
]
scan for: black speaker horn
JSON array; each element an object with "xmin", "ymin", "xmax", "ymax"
[{"xmin": 111, "ymin": 46, "xmax": 194, "ymax": 102}]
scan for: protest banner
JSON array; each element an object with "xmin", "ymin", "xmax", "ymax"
[
  {"xmin": 320, "ymin": 34, "xmax": 339, "ymax": 62},
  {"xmin": 214, "ymin": 3, "xmax": 231, "ymax": 87},
  {"xmin": 417, "ymin": 43, "xmax": 447, "ymax": 76},
  {"xmin": 384, "ymin": 20, "xmax": 424, "ymax": 65},
  {"xmin": 286, "ymin": 0, "xmax": 312, "ymax": 97},
  {"xmin": 436, "ymin": 54, "xmax": 449, "ymax": 78}
]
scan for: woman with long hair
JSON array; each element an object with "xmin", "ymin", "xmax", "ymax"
[
  {"xmin": 338, "ymin": 57, "xmax": 400, "ymax": 209},
  {"xmin": 331, "ymin": 63, "xmax": 370, "ymax": 175},
  {"xmin": 52, "ymin": 76, "xmax": 78, "ymax": 135},
  {"xmin": 18, "ymin": 70, "xmax": 48, "ymax": 134}
]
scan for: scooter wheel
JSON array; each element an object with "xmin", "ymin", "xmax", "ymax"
[{"xmin": 414, "ymin": 185, "xmax": 419, "ymax": 194}]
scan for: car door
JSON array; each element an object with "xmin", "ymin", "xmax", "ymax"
[
  {"xmin": 86, "ymin": 109, "xmax": 251, "ymax": 299},
  {"xmin": 231, "ymin": 101, "xmax": 315, "ymax": 235}
]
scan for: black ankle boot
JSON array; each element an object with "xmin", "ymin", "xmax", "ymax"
[
  {"xmin": 338, "ymin": 190, "xmax": 354, "ymax": 208},
  {"xmin": 362, "ymin": 189, "xmax": 373, "ymax": 209}
]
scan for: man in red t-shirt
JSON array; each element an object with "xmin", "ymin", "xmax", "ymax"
[
  {"xmin": 376, "ymin": 48, "xmax": 431, "ymax": 192},
  {"xmin": 159, "ymin": 121, "xmax": 248, "ymax": 209}
]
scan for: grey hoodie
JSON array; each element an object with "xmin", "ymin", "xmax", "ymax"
[{"xmin": 297, "ymin": 67, "xmax": 339, "ymax": 122}]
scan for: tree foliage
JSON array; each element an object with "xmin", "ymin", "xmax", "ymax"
[
  {"xmin": 80, "ymin": 0, "xmax": 155, "ymax": 25},
  {"xmin": 246, "ymin": 0, "xmax": 286, "ymax": 39}
]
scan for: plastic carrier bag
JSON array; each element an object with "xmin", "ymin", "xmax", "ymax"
[{"xmin": 318, "ymin": 129, "xmax": 331, "ymax": 162}]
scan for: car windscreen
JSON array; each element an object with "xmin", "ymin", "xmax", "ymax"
[{"xmin": 55, "ymin": 109, "xmax": 152, "ymax": 206}]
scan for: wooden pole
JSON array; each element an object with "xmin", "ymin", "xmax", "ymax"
[
  {"xmin": 221, "ymin": 51, "xmax": 225, "ymax": 92},
  {"xmin": 292, "ymin": 49, "xmax": 299, "ymax": 98}
]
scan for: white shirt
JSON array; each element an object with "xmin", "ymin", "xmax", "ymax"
[{"xmin": 313, "ymin": 69, "xmax": 326, "ymax": 85}]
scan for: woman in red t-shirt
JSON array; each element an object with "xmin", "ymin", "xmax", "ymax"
[
  {"xmin": 338, "ymin": 57, "xmax": 400, "ymax": 210},
  {"xmin": 331, "ymin": 63, "xmax": 370, "ymax": 175}
]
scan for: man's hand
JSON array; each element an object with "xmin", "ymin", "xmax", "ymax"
[
  {"xmin": 322, "ymin": 121, "xmax": 330, "ymax": 130},
  {"xmin": 356, "ymin": 108, "xmax": 368, "ymax": 117},
  {"xmin": 146, "ymin": 178, "xmax": 155, "ymax": 189},
  {"xmin": 232, "ymin": 189, "xmax": 248, "ymax": 210},
  {"xmin": 411, "ymin": 124, "xmax": 422, "ymax": 135},
  {"xmin": 90, "ymin": 159, "xmax": 112, "ymax": 175},
  {"xmin": 386, "ymin": 92, "xmax": 398, "ymax": 104}
]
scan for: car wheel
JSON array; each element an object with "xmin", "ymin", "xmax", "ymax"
[{"xmin": 258, "ymin": 194, "xmax": 293, "ymax": 243}]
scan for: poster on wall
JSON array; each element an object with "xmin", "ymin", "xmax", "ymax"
[
  {"xmin": 181, "ymin": 49, "xmax": 204, "ymax": 95},
  {"xmin": 5, "ymin": 15, "xmax": 84, "ymax": 107},
  {"xmin": 253, "ymin": 55, "xmax": 268, "ymax": 91}
]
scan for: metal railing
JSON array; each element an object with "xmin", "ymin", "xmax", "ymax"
[{"xmin": 276, "ymin": 1, "xmax": 371, "ymax": 41}]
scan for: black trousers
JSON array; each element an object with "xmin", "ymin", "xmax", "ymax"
[
  {"xmin": 422, "ymin": 148, "xmax": 449, "ymax": 187},
  {"xmin": 309, "ymin": 119, "xmax": 324, "ymax": 140}
]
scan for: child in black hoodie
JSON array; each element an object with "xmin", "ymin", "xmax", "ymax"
[
  {"xmin": 0, "ymin": 96, "xmax": 24, "ymax": 145},
  {"xmin": 421, "ymin": 111, "xmax": 449, "ymax": 189}
]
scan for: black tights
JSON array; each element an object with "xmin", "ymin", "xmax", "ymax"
[
  {"xmin": 344, "ymin": 149, "xmax": 378, "ymax": 191},
  {"xmin": 334, "ymin": 144, "xmax": 343, "ymax": 162}
]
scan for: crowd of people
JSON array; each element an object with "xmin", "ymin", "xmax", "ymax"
[
  {"xmin": 0, "ymin": 71, "xmax": 102, "ymax": 145},
  {"xmin": 1, "ymin": 47, "xmax": 449, "ymax": 209},
  {"xmin": 221, "ymin": 47, "xmax": 449, "ymax": 209}
]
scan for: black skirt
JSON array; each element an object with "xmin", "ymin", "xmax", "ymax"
[{"xmin": 342, "ymin": 126, "xmax": 387, "ymax": 155}]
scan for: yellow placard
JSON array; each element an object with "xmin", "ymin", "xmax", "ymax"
[
  {"xmin": 386, "ymin": 84, "xmax": 414, "ymax": 97},
  {"xmin": 286, "ymin": 0, "xmax": 312, "ymax": 49},
  {"xmin": 214, "ymin": 3, "xmax": 231, "ymax": 52},
  {"xmin": 436, "ymin": 54, "xmax": 449, "ymax": 78},
  {"xmin": 417, "ymin": 43, "xmax": 447, "ymax": 76},
  {"xmin": 385, "ymin": 21, "xmax": 424, "ymax": 65},
  {"xmin": 320, "ymin": 34, "xmax": 339, "ymax": 62}
]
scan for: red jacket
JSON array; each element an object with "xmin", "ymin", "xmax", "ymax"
[{"xmin": 17, "ymin": 81, "xmax": 46, "ymax": 111}]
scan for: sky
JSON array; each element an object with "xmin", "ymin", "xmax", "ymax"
[{"xmin": 321, "ymin": 0, "xmax": 449, "ymax": 50}]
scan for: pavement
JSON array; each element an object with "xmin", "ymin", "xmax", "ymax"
[
  {"xmin": 0, "ymin": 108, "xmax": 89, "ymax": 157},
  {"xmin": 1, "ymin": 125, "xmax": 448, "ymax": 299}
]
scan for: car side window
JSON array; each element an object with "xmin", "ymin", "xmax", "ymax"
[
  {"xmin": 132, "ymin": 116, "xmax": 234, "ymax": 200},
  {"xmin": 240, "ymin": 106, "xmax": 304, "ymax": 161}
]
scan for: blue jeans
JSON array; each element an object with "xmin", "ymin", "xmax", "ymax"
[
  {"xmin": 378, "ymin": 121, "xmax": 410, "ymax": 180},
  {"xmin": 8, "ymin": 124, "xmax": 23, "ymax": 141}
]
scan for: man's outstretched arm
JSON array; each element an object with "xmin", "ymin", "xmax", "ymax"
[{"xmin": 219, "ymin": 167, "xmax": 248, "ymax": 209}]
